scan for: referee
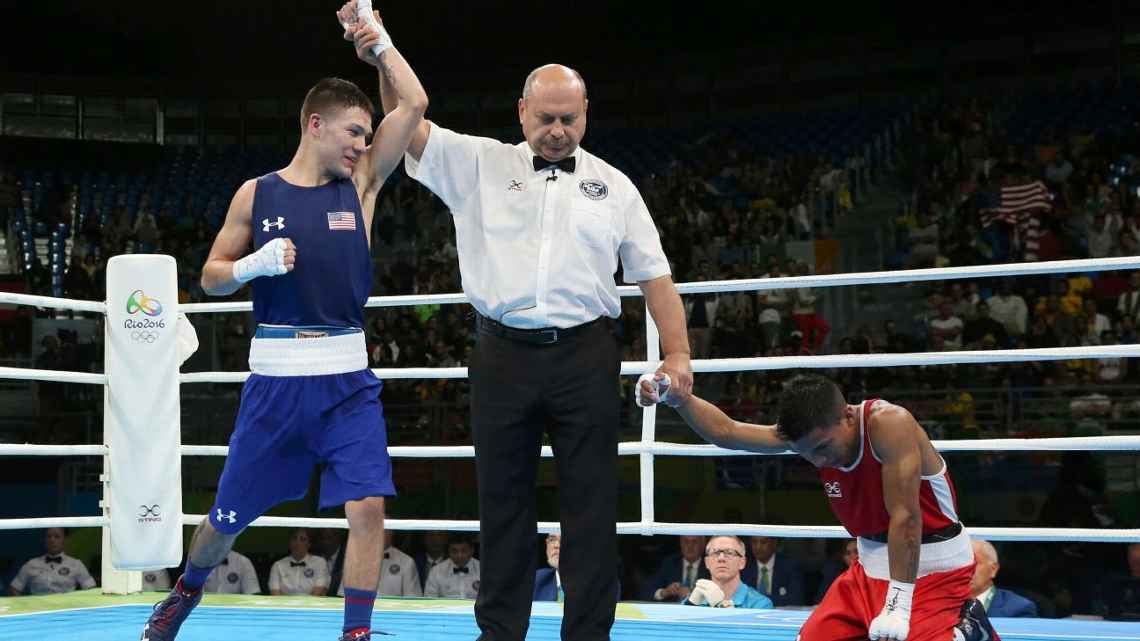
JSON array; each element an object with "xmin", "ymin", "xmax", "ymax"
[{"xmin": 393, "ymin": 63, "xmax": 692, "ymax": 641}]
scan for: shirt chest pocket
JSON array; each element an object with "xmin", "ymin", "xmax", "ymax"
[{"xmin": 569, "ymin": 206, "xmax": 614, "ymax": 251}]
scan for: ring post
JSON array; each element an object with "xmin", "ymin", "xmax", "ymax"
[
  {"xmin": 101, "ymin": 255, "xmax": 184, "ymax": 593},
  {"xmin": 640, "ymin": 305, "xmax": 660, "ymax": 536}
]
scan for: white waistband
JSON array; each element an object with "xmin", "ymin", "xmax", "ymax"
[
  {"xmin": 248, "ymin": 332, "xmax": 368, "ymax": 376},
  {"xmin": 857, "ymin": 526, "xmax": 973, "ymax": 581}
]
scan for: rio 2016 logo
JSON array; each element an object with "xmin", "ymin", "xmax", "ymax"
[{"xmin": 126, "ymin": 290, "xmax": 163, "ymax": 316}]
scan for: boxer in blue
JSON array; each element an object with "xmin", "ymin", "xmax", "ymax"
[{"xmin": 140, "ymin": 5, "xmax": 427, "ymax": 641}]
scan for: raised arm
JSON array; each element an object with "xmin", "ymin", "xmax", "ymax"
[{"xmin": 341, "ymin": 5, "xmax": 429, "ymax": 194}]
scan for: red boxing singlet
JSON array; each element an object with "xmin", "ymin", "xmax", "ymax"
[{"xmin": 819, "ymin": 399, "xmax": 960, "ymax": 538}]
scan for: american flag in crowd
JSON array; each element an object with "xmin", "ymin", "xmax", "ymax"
[
  {"xmin": 327, "ymin": 211, "xmax": 357, "ymax": 231},
  {"xmin": 979, "ymin": 181, "xmax": 1052, "ymax": 261}
]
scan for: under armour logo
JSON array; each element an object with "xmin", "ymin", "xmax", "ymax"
[
  {"xmin": 216, "ymin": 509, "xmax": 237, "ymax": 524},
  {"xmin": 508, "ymin": 179, "xmax": 525, "ymax": 192},
  {"xmin": 824, "ymin": 481, "xmax": 842, "ymax": 498},
  {"xmin": 138, "ymin": 505, "xmax": 161, "ymax": 518},
  {"xmin": 262, "ymin": 217, "xmax": 285, "ymax": 232}
]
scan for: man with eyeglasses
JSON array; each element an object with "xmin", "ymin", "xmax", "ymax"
[{"xmin": 685, "ymin": 536, "xmax": 772, "ymax": 609}]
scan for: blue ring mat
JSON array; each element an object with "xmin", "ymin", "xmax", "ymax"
[{"xmin": 1, "ymin": 592, "xmax": 1138, "ymax": 640}]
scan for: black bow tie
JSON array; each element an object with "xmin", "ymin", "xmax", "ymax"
[
  {"xmin": 291, "ymin": 561, "xmax": 306, "ymax": 567},
  {"xmin": 45, "ymin": 555, "xmax": 62, "ymax": 564},
  {"xmin": 384, "ymin": 552, "xmax": 390, "ymax": 560},
  {"xmin": 453, "ymin": 566, "xmax": 469, "ymax": 574},
  {"xmin": 221, "ymin": 558, "xmax": 229, "ymax": 566},
  {"xmin": 533, "ymin": 156, "xmax": 575, "ymax": 173}
]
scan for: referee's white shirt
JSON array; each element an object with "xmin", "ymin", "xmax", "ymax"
[
  {"xmin": 405, "ymin": 124, "xmax": 671, "ymax": 329},
  {"xmin": 268, "ymin": 553, "xmax": 329, "ymax": 595},
  {"xmin": 203, "ymin": 551, "xmax": 261, "ymax": 594}
]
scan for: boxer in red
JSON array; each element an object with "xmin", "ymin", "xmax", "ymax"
[{"xmin": 637, "ymin": 373, "xmax": 999, "ymax": 641}]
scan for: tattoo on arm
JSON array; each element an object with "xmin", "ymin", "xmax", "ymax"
[{"xmin": 379, "ymin": 61, "xmax": 396, "ymax": 87}]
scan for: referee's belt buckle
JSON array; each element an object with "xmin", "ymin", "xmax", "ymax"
[{"xmin": 536, "ymin": 329, "xmax": 558, "ymax": 344}]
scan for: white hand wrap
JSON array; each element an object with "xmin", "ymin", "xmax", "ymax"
[
  {"xmin": 233, "ymin": 237, "xmax": 289, "ymax": 284},
  {"xmin": 635, "ymin": 372, "xmax": 671, "ymax": 406},
  {"xmin": 688, "ymin": 579, "xmax": 728, "ymax": 607},
  {"xmin": 355, "ymin": 0, "xmax": 393, "ymax": 56},
  {"xmin": 869, "ymin": 580, "xmax": 913, "ymax": 640}
]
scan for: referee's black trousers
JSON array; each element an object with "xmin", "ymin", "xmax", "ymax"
[{"xmin": 471, "ymin": 319, "xmax": 620, "ymax": 641}]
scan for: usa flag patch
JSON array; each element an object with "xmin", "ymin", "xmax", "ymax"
[{"xmin": 327, "ymin": 212, "xmax": 357, "ymax": 231}]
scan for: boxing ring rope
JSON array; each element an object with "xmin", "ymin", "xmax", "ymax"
[{"xmin": 1, "ymin": 255, "xmax": 1139, "ymax": 584}]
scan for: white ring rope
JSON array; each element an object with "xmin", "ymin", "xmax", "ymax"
[
  {"xmin": 0, "ymin": 367, "xmax": 106, "ymax": 384},
  {"xmin": 168, "ymin": 344, "xmax": 1140, "ymax": 386},
  {"xmin": 0, "ymin": 516, "xmax": 108, "ymax": 530},
  {"xmin": 173, "ymin": 255, "xmax": 1140, "ymax": 314},
  {"xmin": 4, "ymin": 256, "xmax": 1140, "ymax": 545},
  {"xmin": 6, "ymin": 435, "xmax": 1138, "ymax": 460},
  {"xmin": 0, "ymin": 512, "xmax": 1133, "ymax": 543},
  {"xmin": 0, "ymin": 291, "xmax": 105, "ymax": 313}
]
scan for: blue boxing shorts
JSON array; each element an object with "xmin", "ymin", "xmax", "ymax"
[{"xmin": 209, "ymin": 327, "xmax": 394, "ymax": 534}]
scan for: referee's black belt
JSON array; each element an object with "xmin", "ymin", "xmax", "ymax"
[
  {"xmin": 862, "ymin": 522, "xmax": 962, "ymax": 545},
  {"xmin": 476, "ymin": 314, "xmax": 606, "ymax": 345}
]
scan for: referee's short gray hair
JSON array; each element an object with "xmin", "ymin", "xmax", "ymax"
[{"xmin": 522, "ymin": 64, "xmax": 588, "ymax": 100}]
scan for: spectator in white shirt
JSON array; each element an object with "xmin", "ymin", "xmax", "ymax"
[
  {"xmin": 268, "ymin": 528, "xmax": 330, "ymax": 596},
  {"xmin": 7, "ymin": 528, "xmax": 96, "ymax": 595},
  {"xmin": 1088, "ymin": 211, "xmax": 1123, "ymax": 258},
  {"xmin": 929, "ymin": 303, "xmax": 964, "ymax": 350},
  {"xmin": 424, "ymin": 537, "xmax": 480, "ymax": 599},
  {"xmin": 985, "ymin": 280, "xmax": 1028, "ymax": 337}
]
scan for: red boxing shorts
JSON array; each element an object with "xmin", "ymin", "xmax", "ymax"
[{"xmin": 799, "ymin": 561, "xmax": 992, "ymax": 641}]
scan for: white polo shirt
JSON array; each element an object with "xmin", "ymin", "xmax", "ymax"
[
  {"xmin": 268, "ymin": 553, "xmax": 330, "ymax": 595},
  {"xmin": 9, "ymin": 553, "xmax": 96, "ymax": 594},
  {"xmin": 423, "ymin": 558, "xmax": 481, "ymax": 599},
  {"xmin": 337, "ymin": 545, "xmax": 422, "ymax": 597},
  {"xmin": 405, "ymin": 124, "xmax": 670, "ymax": 329},
  {"xmin": 203, "ymin": 551, "xmax": 261, "ymax": 594}
]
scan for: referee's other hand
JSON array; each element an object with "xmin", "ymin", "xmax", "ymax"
[{"xmin": 658, "ymin": 353, "xmax": 692, "ymax": 407}]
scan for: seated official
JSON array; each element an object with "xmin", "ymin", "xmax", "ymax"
[
  {"xmin": 740, "ymin": 535, "xmax": 808, "ymax": 606},
  {"xmin": 815, "ymin": 539, "xmax": 858, "ymax": 604},
  {"xmin": 971, "ymin": 539, "xmax": 1037, "ymax": 618},
  {"xmin": 534, "ymin": 533, "xmax": 564, "ymax": 602},
  {"xmin": 7, "ymin": 528, "xmax": 96, "ymax": 596},
  {"xmin": 142, "ymin": 568, "xmax": 173, "ymax": 592},
  {"xmin": 339, "ymin": 531, "xmax": 421, "ymax": 597},
  {"xmin": 203, "ymin": 551, "xmax": 261, "ymax": 594},
  {"xmin": 424, "ymin": 536, "xmax": 481, "ymax": 599},
  {"xmin": 685, "ymin": 536, "xmax": 772, "ymax": 609},
  {"xmin": 533, "ymin": 533, "xmax": 620, "ymax": 602},
  {"xmin": 268, "ymin": 528, "xmax": 330, "ymax": 596},
  {"xmin": 414, "ymin": 530, "xmax": 450, "ymax": 593},
  {"xmin": 640, "ymin": 535, "xmax": 709, "ymax": 601}
]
